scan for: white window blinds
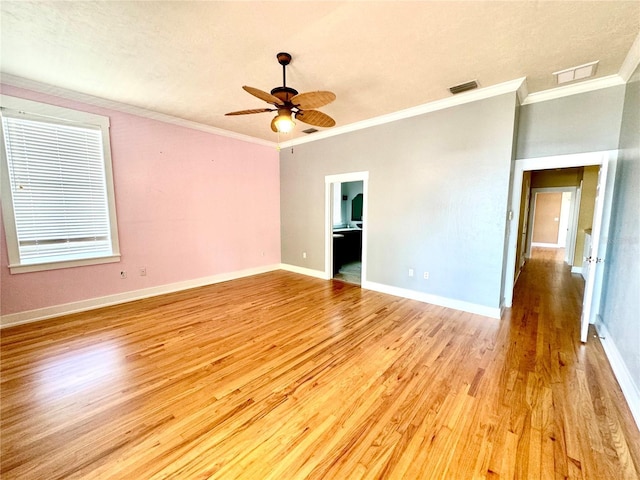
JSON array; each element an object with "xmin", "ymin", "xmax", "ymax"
[{"xmin": 2, "ymin": 113, "xmax": 114, "ymax": 265}]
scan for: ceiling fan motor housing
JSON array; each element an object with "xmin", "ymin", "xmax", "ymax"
[{"xmin": 270, "ymin": 86, "xmax": 298, "ymax": 103}]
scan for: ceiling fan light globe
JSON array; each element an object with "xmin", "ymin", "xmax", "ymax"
[{"xmin": 274, "ymin": 113, "xmax": 295, "ymax": 133}]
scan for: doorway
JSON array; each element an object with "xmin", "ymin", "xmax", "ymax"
[
  {"xmin": 504, "ymin": 151, "xmax": 617, "ymax": 343},
  {"xmin": 324, "ymin": 172, "xmax": 369, "ymax": 286},
  {"xmin": 331, "ymin": 181, "xmax": 363, "ymax": 284}
]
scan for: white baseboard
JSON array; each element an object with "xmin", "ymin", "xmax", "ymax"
[
  {"xmin": 361, "ymin": 280, "xmax": 501, "ymax": 319},
  {"xmin": 594, "ymin": 317, "xmax": 640, "ymax": 430},
  {"xmin": 0, "ymin": 263, "xmax": 500, "ymax": 327},
  {"xmin": 571, "ymin": 266, "xmax": 583, "ymax": 274},
  {"xmin": 0, "ymin": 264, "xmax": 498, "ymax": 328},
  {"xmin": 0, "ymin": 264, "xmax": 280, "ymax": 328},
  {"xmin": 279, "ymin": 263, "xmax": 329, "ymax": 280},
  {"xmin": 278, "ymin": 266, "xmax": 500, "ymax": 319},
  {"xmin": 531, "ymin": 242, "xmax": 562, "ymax": 248}
]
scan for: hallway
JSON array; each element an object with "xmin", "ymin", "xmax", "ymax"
[{"xmin": 508, "ymin": 246, "xmax": 640, "ymax": 478}]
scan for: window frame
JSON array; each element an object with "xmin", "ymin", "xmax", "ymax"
[{"xmin": 0, "ymin": 95, "xmax": 120, "ymax": 274}]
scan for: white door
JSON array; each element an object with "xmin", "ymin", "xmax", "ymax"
[{"xmin": 580, "ymin": 155, "xmax": 616, "ymax": 342}]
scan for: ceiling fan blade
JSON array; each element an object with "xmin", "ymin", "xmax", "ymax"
[
  {"xmin": 296, "ymin": 110, "xmax": 336, "ymax": 128},
  {"xmin": 243, "ymin": 86, "xmax": 284, "ymax": 106},
  {"xmin": 291, "ymin": 91, "xmax": 336, "ymax": 110},
  {"xmin": 225, "ymin": 108, "xmax": 274, "ymax": 116}
]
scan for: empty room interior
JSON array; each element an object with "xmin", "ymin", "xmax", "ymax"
[{"xmin": 1, "ymin": 2, "xmax": 639, "ymax": 479}]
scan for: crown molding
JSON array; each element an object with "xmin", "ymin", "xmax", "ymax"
[
  {"xmin": 516, "ymin": 79, "xmax": 529, "ymax": 105},
  {"xmin": 0, "ymin": 74, "xmax": 277, "ymax": 148},
  {"xmin": 619, "ymin": 31, "xmax": 640, "ymax": 82},
  {"xmin": 3, "ymin": 62, "xmax": 634, "ymax": 150},
  {"xmin": 520, "ymin": 74, "xmax": 625, "ymax": 106},
  {"xmin": 279, "ymin": 77, "xmax": 527, "ymax": 148}
]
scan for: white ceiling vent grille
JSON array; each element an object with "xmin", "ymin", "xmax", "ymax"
[{"xmin": 553, "ymin": 61, "xmax": 599, "ymax": 84}]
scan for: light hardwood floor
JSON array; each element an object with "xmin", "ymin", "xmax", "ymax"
[{"xmin": 1, "ymin": 248, "xmax": 639, "ymax": 479}]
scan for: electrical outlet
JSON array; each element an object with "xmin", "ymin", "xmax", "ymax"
[
  {"xmin": 139, "ymin": 267, "xmax": 147, "ymax": 276},
  {"xmin": 120, "ymin": 271, "xmax": 127, "ymax": 279},
  {"xmin": 423, "ymin": 272, "xmax": 429, "ymax": 280},
  {"xmin": 408, "ymin": 268, "xmax": 414, "ymax": 277},
  {"xmin": 302, "ymin": 252, "xmax": 307, "ymax": 259}
]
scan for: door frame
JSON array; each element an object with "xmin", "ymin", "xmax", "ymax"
[
  {"xmin": 503, "ymin": 150, "xmax": 618, "ymax": 337},
  {"xmin": 569, "ymin": 183, "xmax": 583, "ymax": 268},
  {"xmin": 515, "ymin": 172, "xmax": 532, "ymax": 282},
  {"xmin": 324, "ymin": 171, "xmax": 369, "ymax": 282}
]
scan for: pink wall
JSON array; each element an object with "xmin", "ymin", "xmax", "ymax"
[{"xmin": 1, "ymin": 85, "xmax": 281, "ymax": 316}]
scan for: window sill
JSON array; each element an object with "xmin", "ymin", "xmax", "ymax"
[{"xmin": 9, "ymin": 255, "xmax": 121, "ymax": 274}]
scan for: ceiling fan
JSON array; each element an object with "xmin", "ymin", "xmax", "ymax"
[{"xmin": 225, "ymin": 52, "xmax": 336, "ymax": 134}]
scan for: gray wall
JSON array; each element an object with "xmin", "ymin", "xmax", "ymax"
[
  {"xmin": 600, "ymin": 65, "xmax": 640, "ymax": 390},
  {"xmin": 516, "ymin": 85, "xmax": 626, "ymax": 159},
  {"xmin": 281, "ymin": 93, "xmax": 518, "ymax": 309}
]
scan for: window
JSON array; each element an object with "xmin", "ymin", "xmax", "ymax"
[{"xmin": 1, "ymin": 95, "xmax": 120, "ymax": 273}]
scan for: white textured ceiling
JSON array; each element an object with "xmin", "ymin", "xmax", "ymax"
[{"xmin": 1, "ymin": 1, "xmax": 639, "ymax": 142}]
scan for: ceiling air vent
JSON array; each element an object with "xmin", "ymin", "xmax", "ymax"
[
  {"xmin": 553, "ymin": 61, "xmax": 599, "ymax": 84},
  {"xmin": 449, "ymin": 80, "xmax": 478, "ymax": 95},
  {"xmin": 302, "ymin": 128, "xmax": 318, "ymax": 134}
]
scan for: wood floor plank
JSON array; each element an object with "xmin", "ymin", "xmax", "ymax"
[{"xmin": 2, "ymin": 248, "xmax": 639, "ymax": 479}]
